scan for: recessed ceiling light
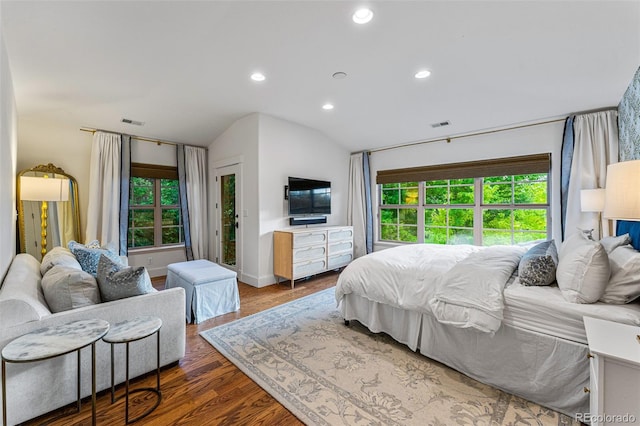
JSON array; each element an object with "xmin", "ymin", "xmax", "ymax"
[
  {"xmin": 250, "ymin": 72, "xmax": 266, "ymax": 82},
  {"xmin": 415, "ymin": 70, "xmax": 431, "ymax": 79},
  {"xmin": 322, "ymin": 103, "xmax": 334, "ymax": 110},
  {"xmin": 352, "ymin": 8, "xmax": 373, "ymax": 24}
]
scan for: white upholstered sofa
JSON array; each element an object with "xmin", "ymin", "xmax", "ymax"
[{"xmin": 0, "ymin": 252, "xmax": 186, "ymax": 425}]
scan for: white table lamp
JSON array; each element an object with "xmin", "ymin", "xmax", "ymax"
[{"xmin": 603, "ymin": 160, "xmax": 640, "ymax": 221}]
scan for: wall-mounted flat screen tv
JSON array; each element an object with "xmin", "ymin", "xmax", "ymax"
[{"xmin": 288, "ymin": 177, "xmax": 331, "ymax": 215}]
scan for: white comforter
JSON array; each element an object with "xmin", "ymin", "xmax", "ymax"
[{"xmin": 335, "ymin": 244, "xmax": 526, "ymax": 333}]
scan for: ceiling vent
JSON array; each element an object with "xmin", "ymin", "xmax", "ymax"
[
  {"xmin": 431, "ymin": 120, "xmax": 451, "ymax": 128},
  {"xmin": 121, "ymin": 118, "xmax": 144, "ymax": 126}
]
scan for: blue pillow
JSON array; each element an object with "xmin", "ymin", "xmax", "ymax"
[
  {"xmin": 616, "ymin": 221, "xmax": 640, "ymax": 251},
  {"xmin": 68, "ymin": 240, "xmax": 123, "ymax": 276}
]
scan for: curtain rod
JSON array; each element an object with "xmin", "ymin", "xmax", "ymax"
[
  {"xmin": 80, "ymin": 127, "xmax": 208, "ymax": 150},
  {"xmin": 369, "ymin": 118, "xmax": 567, "ymax": 154},
  {"xmin": 368, "ymin": 106, "xmax": 619, "ymax": 155}
]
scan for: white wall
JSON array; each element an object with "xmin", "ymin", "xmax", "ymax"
[
  {"xmin": 209, "ymin": 113, "xmax": 260, "ymax": 285},
  {"xmin": 370, "ymin": 121, "xmax": 565, "ymax": 248},
  {"xmin": 17, "ymin": 120, "xmax": 92, "ymax": 238},
  {"xmin": 257, "ymin": 114, "xmax": 349, "ymax": 286},
  {"xmin": 0, "ymin": 33, "xmax": 17, "ymax": 279},
  {"xmin": 208, "ymin": 113, "xmax": 350, "ymax": 287}
]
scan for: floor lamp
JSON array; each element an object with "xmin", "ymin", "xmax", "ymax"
[
  {"xmin": 19, "ymin": 175, "xmax": 70, "ymax": 259},
  {"xmin": 580, "ymin": 188, "xmax": 606, "ymax": 240}
]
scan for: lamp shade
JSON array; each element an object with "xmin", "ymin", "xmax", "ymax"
[
  {"xmin": 603, "ymin": 160, "xmax": 640, "ymax": 220},
  {"xmin": 20, "ymin": 176, "xmax": 70, "ymax": 202},
  {"xmin": 580, "ymin": 188, "xmax": 606, "ymax": 212}
]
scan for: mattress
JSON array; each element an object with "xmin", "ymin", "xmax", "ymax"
[{"xmin": 503, "ymin": 279, "xmax": 640, "ymax": 344}]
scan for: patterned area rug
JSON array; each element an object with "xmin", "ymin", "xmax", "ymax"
[{"xmin": 200, "ymin": 288, "xmax": 579, "ymax": 426}]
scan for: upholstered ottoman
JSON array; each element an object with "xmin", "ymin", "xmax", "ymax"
[{"xmin": 165, "ymin": 260, "xmax": 240, "ymax": 324}]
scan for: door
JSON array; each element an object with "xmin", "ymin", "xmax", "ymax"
[{"xmin": 216, "ymin": 164, "xmax": 241, "ymax": 272}]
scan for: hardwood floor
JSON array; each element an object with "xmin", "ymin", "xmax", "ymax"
[{"xmin": 23, "ymin": 272, "xmax": 338, "ymax": 426}]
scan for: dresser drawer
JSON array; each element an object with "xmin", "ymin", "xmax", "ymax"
[
  {"xmin": 328, "ymin": 240, "xmax": 353, "ymax": 255},
  {"xmin": 328, "ymin": 252, "xmax": 353, "ymax": 269},
  {"xmin": 328, "ymin": 228, "xmax": 353, "ymax": 242},
  {"xmin": 293, "ymin": 259, "xmax": 326, "ymax": 278},
  {"xmin": 293, "ymin": 245, "xmax": 326, "ymax": 262},
  {"xmin": 293, "ymin": 231, "xmax": 327, "ymax": 247}
]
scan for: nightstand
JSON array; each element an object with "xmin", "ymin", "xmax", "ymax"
[{"xmin": 584, "ymin": 316, "xmax": 640, "ymax": 426}]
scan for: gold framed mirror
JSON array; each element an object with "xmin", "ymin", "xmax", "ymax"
[{"xmin": 17, "ymin": 163, "xmax": 81, "ymax": 259}]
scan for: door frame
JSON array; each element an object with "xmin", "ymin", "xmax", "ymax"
[{"xmin": 214, "ymin": 161, "xmax": 242, "ymax": 274}]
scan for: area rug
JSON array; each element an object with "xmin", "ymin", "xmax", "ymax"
[{"xmin": 200, "ymin": 288, "xmax": 578, "ymax": 426}]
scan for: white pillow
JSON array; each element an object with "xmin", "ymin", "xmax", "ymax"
[
  {"xmin": 556, "ymin": 232, "xmax": 610, "ymax": 303},
  {"xmin": 599, "ymin": 233, "xmax": 631, "ymax": 254},
  {"xmin": 41, "ymin": 265, "xmax": 101, "ymax": 313},
  {"xmin": 40, "ymin": 246, "xmax": 82, "ymax": 276},
  {"xmin": 600, "ymin": 244, "xmax": 640, "ymax": 304}
]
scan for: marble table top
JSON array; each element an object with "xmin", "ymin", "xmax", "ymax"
[
  {"xmin": 2, "ymin": 319, "xmax": 110, "ymax": 363},
  {"xmin": 103, "ymin": 316, "xmax": 162, "ymax": 344}
]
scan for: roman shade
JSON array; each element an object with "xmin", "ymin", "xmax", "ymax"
[
  {"xmin": 131, "ymin": 162, "xmax": 178, "ymax": 179},
  {"xmin": 376, "ymin": 153, "xmax": 551, "ymax": 184}
]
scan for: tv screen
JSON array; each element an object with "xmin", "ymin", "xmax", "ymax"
[{"xmin": 288, "ymin": 177, "xmax": 331, "ymax": 215}]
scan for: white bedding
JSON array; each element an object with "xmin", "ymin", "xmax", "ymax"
[
  {"xmin": 335, "ymin": 243, "xmax": 526, "ymax": 333},
  {"xmin": 428, "ymin": 245, "xmax": 525, "ymax": 333},
  {"xmin": 503, "ymin": 278, "xmax": 640, "ymax": 343},
  {"xmin": 335, "ymin": 243, "xmax": 482, "ymax": 312}
]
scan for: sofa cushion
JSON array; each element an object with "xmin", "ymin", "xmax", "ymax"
[
  {"xmin": 41, "ymin": 265, "xmax": 101, "ymax": 313},
  {"xmin": 0, "ymin": 254, "xmax": 52, "ymax": 327},
  {"xmin": 68, "ymin": 240, "xmax": 123, "ymax": 276},
  {"xmin": 96, "ymin": 254, "xmax": 154, "ymax": 302},
  {"xmin": 40, "ymin": 246, "xmax": 82, "ymax": 276}
]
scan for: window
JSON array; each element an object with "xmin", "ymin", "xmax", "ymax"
[
  {"xmin": 378, "ymin": 154, "xmax": 550, "ymax": 246},
  {"xmin": 128, "ymin": 163, "xmax": 184, "ymax": 249}
]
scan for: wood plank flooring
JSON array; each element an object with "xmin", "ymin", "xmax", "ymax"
[{"xmin": 23, "ymin": 272, "xmax": 338, "ymax": 426}]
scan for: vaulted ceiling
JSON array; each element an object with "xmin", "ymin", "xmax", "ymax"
[{"xmin": 2, "ymin": 1, "xmax": 639, "ymax": 151}]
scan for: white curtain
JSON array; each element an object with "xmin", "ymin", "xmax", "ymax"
[
  {"xmin": 565, "ymin": 110, "xmax": 618, "ymax": 239},
  {"xmin": 184, "ymin": 146, "xmax": 209, "ymax": 259},
  {"xmin": 85, "ymin": 131, "xmax": 121, "ymax": 246},
  {"xmin": 348, "ymin": 153, "xmax": 367, "ymax": 258}
]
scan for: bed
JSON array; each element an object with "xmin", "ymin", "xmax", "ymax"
[{"xmin": 335, "ymin": 231, "xmax": 640, "ymax": 418}]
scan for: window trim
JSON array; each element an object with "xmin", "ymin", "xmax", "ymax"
[
  {"xmin": 128, "ymin": 168, "xmax": 183, "ymax": 249},
  {"xmin": 378, "ymin": 162, "xmax": 551, "ymax": 245}
]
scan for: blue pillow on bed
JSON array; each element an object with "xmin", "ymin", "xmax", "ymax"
[{"xmin": 518, "ymin": 240, "xmax": 558, "ymax": 286}]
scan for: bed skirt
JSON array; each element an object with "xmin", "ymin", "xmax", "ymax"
[{"xmin": 340, "ymin": 293, "xmax": 590, "ymax": 418}]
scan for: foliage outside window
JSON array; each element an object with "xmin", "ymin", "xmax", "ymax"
[
  {"xmin": 128, "ymin": 176, "xmax": 184, "ymax": 248},
  {"xmin": 380, "ymin": 173, "xmax": 549, "ymax": 246}
]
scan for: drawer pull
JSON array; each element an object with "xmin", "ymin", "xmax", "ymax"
[
  {"xmin": 587, "ymin": 353, "xmax": 593, "ymax": 359},
  {"xmin": 583, "ymin": 387, "xmax": 590, "ymax": 393},
  {"xmin": 637, "ymin": 334, "xmax": 640, "ymax": 344}
]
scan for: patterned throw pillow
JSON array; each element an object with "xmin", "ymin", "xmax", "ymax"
[
  {"xmin": 68, "ymin": 240, "xmax": 122, "ymax": 276},
  {"xmin": 96, "ymin": 254, "xmax": 154, "ymax": 302},
  {"xmin": 518, "ymin": 240, "xmax": 558, "ymax": 286}
]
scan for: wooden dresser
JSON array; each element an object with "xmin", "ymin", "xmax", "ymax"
[{"xmin": 273, "ymin": 226, "xmax": 354, "ymax": 288}]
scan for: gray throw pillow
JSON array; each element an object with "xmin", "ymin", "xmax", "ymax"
[
  {"xmin": 41, "ymin": 265, "xmax": 101, "ymax": 313},
  {"xmin": 96, "ymin": 254, "xmax": 154, "ymax": 302},
  {"xmin": 518, "ymin": 240, "xmax": 558, "ymax": 286}
]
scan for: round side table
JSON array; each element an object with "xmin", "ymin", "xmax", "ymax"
[
  {"xmin": 1, "ymin": 318, "xmax": 110, "ymax": 426},
  {"xmin": 102, "ymin": 316, "xmax": 162, "ymax": 424}
]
